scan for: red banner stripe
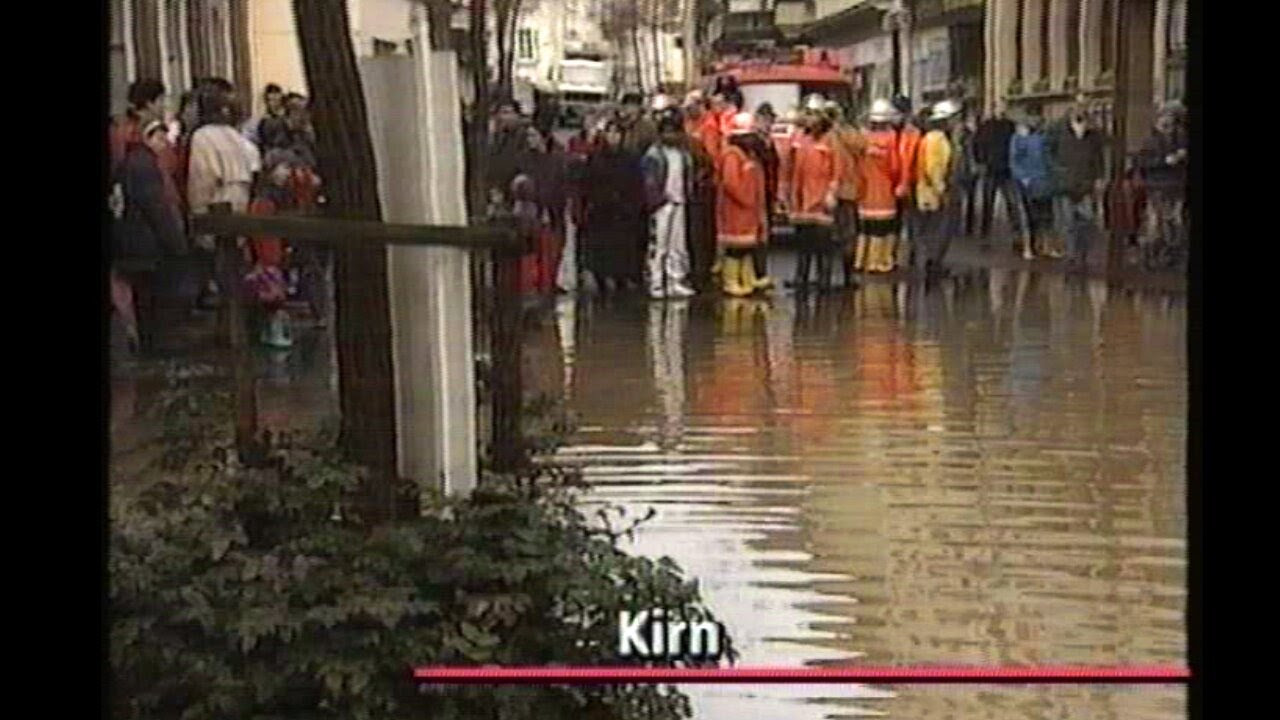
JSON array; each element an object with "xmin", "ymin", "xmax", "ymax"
[{"xmin": 412, "ymin": 666, "xmax": 1190, "ymax": 684}]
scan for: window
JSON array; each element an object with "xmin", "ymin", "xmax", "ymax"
[{"xmin": 517, "ymin": 28, "xmax": 538, "ymax": 63}]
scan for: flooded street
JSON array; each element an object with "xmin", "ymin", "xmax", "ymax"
[
  {"xmin": 524, "ymin": 266, "xmax": 1187, "ymax": 718},
  {"xmin": 109, "ymin": 259, "xmax": 1187, "ymax": 718}
]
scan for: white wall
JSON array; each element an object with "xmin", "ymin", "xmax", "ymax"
[
  {"xmin": 249, "ymin": 0, "xmax": 308, "ymax": 113},
  {"xmin": 249, "ymin": 0, "xmax": 426, "ymax": 116},
  {"xmin": 353, "ymin": 0, "xmax": 415, "ymax": 55}
]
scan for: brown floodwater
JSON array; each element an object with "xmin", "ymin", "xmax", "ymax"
[
  {"xmin": 523, "ymin": 268, "xmax": 1187, "ymax": 718},
  {"xmin": 109, "ymin": 262, "xmax": 1188, "ymax": 717}
]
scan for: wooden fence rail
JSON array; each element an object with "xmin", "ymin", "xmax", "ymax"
[{"xmin": 193, "ymin": 206, "xmax": 524, "ymax": 497}]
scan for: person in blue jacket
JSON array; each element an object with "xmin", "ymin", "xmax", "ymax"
[{"xmin": 1009, "ymin": 111, "xmax": 1057, "ymax": 260}]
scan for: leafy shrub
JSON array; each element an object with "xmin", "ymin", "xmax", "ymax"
[{"xmin": 110, "ymin": 369, "xmax": 732, "ymax": 720}]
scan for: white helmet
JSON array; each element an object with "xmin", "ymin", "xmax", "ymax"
[
  {"xmin": 805, "ymin": 93, "xmax": 827, "ymax": 112},
  {"xmin": 930, "ymin": 99, "xmax": 961, "ymax": 121},
  {"xmin": 868, "ymin": 98, "xmax": 898, "ymax": 123},
  {"xmin": 726, "ymin": 112, "xmax": 756, "ymax": 136},
  {"xmin": 651, "ymin": 94, "xmax": 671, "ymax": 112}
]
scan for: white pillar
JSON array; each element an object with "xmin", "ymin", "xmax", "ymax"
[
  {"xmin": 1081, "ymin": 0, "xmax": 1102, "ymax": 86},
  {"xmin": 361, "ymin": 6, "xmax": 479, "ymax": 501},
  {"xmin": 410, "ymin": 4, "xmax": 478, "ymax": 497},
  {"xmin": 1153, "ymin": 0, "xmax": 1169, "ymax": 105},
  {"xmin": 1048, "ymin": 0, "xmax": 1070, "ymax": 89},
  {"xmin": 123, "ymin": 0, "xmax": 137, "ymax": 82}
]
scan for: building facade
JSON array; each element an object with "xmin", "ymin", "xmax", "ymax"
[
  {"xmin": 706, "ymin": 0, "xmax": 984, "ymax": 114},
  {"xmin": 109, "ymin": 0, "xmax": 254, "ymax": 117},
  {"xmin": 985, "ymin": 0, "xmax": 1187, "ymax": 144}
]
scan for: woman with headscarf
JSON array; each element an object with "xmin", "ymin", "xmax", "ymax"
[{"xmin": 583, "ymin": 121, "xmax": 646, "ymax": 292}]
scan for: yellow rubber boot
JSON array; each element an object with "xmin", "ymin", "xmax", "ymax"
[
  {"xmin": 883, "ymin": 234, "xmax": 899, "ymax": 272},
  {"xmin": 721, "ymin": 256, "xmax": 748, "ymax": 297},
  {"xmin": 739, "ymin": 254, "xmax": 761, "ymax": 295},
  {"xmin": 866, "ymin": 237, "xmax": 882, "ymax": 273},
  {"xmin": 853, "ymin": 235, "xmax": 869, "ymax": 271},
  {"xmin": 750, "ymin": 252, "xmax": 774, "ymax": 292}
]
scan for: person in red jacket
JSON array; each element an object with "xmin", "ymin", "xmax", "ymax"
[
  {"xmin": 244, "ymin": 150, "xmax": 306, "ymax": 348},
  {"xmin": 787, "ymin": 106, "xmax": 843, "ymax": 292},
  {"xmin": 717, "ymin": 113, "xmax": 768, "ymax": 297},
  {"xmin": 857, "ymin": 100, "xmax": 904, "ymax": 274},
  {"xmin": 893, "ymin": 95, "xmax": 923, "ymax": 272}
]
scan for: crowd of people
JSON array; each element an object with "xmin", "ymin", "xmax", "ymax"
[
  {"xmin": 109, "ymin": 75, "xmax": 1188, "ymax": 355},
  {"xmin": 488, "ymin": 84, "xmax": 1188, "ymax": 301},
  {"xmin": 109, "ymin": 79, "xmax": 324, "ymax": 354}
]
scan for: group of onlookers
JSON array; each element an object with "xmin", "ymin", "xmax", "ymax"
[
  {"xmin": 488, "ymin": 81, "xmax": 1187, "ymax": 304},
  {"xmin": 109, "ymin": 79, "xmax": 323, "ymax": 354}
]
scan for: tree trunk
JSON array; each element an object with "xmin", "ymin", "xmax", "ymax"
[
  {"xmin": 495, "ymin": 0, "xmax": 523, "ymax": 102},
  {"xmin": 468, "ymin": 0, "xmax": 491, "ymax": 214},
  {"xmin": 293, "ymin": 0, "xmax": 400, "ymax": 524}
]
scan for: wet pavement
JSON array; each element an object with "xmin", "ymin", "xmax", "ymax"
[
  {"xmin": 525, "ymin": 259, "xmax": 1187, "ymax": 718},
  {"xmin": 110, "ymin": 250, "xmax": 1187, "ymax": 718}
]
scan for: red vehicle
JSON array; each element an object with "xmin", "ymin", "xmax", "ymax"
[{"xmin": 705, "ymin": 49, "xmax": 856, "ymax": 240}]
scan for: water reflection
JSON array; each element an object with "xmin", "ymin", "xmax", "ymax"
[{"xmin": 533, "ymin": 270, "xmax": 1186, "ymax": 719}]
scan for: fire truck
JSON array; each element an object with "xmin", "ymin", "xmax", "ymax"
[{"xmin": 705, "ymin": 47, "xmax": 855, "ymax": 126}]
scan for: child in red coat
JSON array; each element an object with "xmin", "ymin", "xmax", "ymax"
[{"xmin": 244, "ymin": 151, "xmax": 316, "ymax": 348}]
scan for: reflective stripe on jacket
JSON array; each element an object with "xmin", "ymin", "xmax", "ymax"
[
  {"xmin": 717, "ymin": 144, "xmax": 766, "ymax": 248},
  {"xmin": 789, "ymin": 132, "xmax": 841, "ymax": 225}
]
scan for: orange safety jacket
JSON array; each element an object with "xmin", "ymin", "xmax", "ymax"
[
  {"xmin": 716, "ymin": 143, "xmax": 767, "ymax": 248},
  {"xmin": 789, "ymin": 131, "xmax": 842, "ymax": 225},
  {"xmin": 858, "ymin": 129, "xmax": 902, "ymax": 222},
  {"xmin": 896, "ymin": 124, "xmax": 923, "ymax": 196},
  {"xmin": 831, "ymin": 125, "xmax": 867, "ymax": 202}
]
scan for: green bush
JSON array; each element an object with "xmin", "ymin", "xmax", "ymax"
[{"xmin": 110, "ymin": 368, "xmax": 732, "ymax": 720}]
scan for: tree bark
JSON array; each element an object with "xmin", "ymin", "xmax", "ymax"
[
  {"xmin": 495, "ymin": 0, "xmax": 524, "ymax": 102},
  {"xmin": 293, "ymin": 0, "xmax": 400, "ymax": 524},
  {"xmin": 468, "ymin": 0, "xmax": 491, "ymax": 214}
]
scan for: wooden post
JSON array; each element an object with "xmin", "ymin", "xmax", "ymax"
[
  {"xmin": 295, "ymin": 0, "xmax": 400, "ymax": 524},
  {"xmin": 209, "ymin": 202, "xmax": 258, "ymax": 459},
  {"xmin": 490, "ymin": 233, "xmax": 523, "ymax": 474}
]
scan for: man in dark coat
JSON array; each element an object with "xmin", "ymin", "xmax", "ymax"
[
  {"xmin": 486, "ymin": 99, "xmax": 530, "ymax": 206},
  {"xmin": 115, "ymin": 121, "xmax": 188, "ymax": 352},
  {"xmin": 1046, "ymin": 104, "xmax": 1106, "ymax": 272},
  {"xmin": 974, "ymin": 102, "xmax": 1027, "ymax": 245}
]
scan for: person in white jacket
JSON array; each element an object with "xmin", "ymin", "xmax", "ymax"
[{"xmin": 186, "ymin": 84, "xmax": 262, "ymax": 306}]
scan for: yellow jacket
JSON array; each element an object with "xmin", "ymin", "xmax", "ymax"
[{"xmin": 915, "ymin": 129, "xmax": 952, "ymax": 211}]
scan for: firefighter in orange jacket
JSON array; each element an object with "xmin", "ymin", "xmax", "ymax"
[
  {"xmin": 788, "ymin": 100, "xmax": 843, "ymax": 291},
  {"xmin": 893, "ymin": 95, "xmax": 923, "ymax": 272},
  {"xmin": 857, "ymin": 99, "xmax": 904, "ymax": 273},
  {"xmin": 717, "ymin": 112, "xmax": 768, "ymax": 297}
]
